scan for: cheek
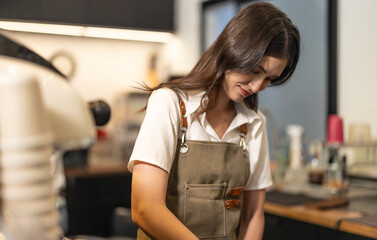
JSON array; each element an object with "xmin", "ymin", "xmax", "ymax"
[
  {"xmin": 260, "ymin": 82, "xmax": 270, "ymax": 91},
  {"xmin": 223, "ymin": 77, "xmax": 233, "ymax": 92}
]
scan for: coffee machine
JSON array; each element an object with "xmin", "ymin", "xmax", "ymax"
[{"xmin": 0, "ymin": 33, "xmax": 110, "ymax": 240}]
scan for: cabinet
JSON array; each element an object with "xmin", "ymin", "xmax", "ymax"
[
  {"xmin": 65, "ymin": 174, "xmax": 132, "ymax": 237},
  {"xmin": 264, "ymin": 213, "xmax": 373, "ymax": 240},
  {"xmin": 0, "ymin": 0, "xmax": 174, "ymax": 32}
]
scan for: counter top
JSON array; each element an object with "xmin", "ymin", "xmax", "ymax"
[
  {"xmin": 264, "ymin": 192, "xmax": 377, "ymax": 239},
  {"xmin": 64, "ymin": 161, "xmax": 130, "ymax": 178},
  {"xmin": 339, "ymin": 215, "xmax": 377, "ymax": 239},
  {"xmin": 65, "ymin": 158, "xmax": 377, "ymax": 239}
]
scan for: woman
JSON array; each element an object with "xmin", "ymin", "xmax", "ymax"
[{"xmin": 128, "ymin": 2, "xmax": 300, "ymax": 240}]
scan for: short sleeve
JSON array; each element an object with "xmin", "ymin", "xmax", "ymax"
[
  {"xmin": 244, "ymin": 115, "xmax": 273, "ymax": 190},
  {"xmin": 127, "ymin": 88, "xmax": 180, "ymax": 173}
]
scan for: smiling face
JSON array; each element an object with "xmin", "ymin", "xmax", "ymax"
[{"xmin": 222, "ymin": 55, "xmax": 288, "ymax": 102}]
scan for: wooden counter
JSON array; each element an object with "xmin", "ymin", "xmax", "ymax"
[
  {"xmin": 340, "ymin": 217, "xmax": 377, "ymax": 239},
  {"xmin": 264, "ymin": 201, "xmax": 377, "ymax": 239},
  {"xmin": 64, "ymin": 161, "xmax": 130, "ymax": 178}
]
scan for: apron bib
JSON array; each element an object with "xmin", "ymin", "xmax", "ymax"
[{"xmin": 138, "ymin": 95, "xmax": 250, "ymax": 240}]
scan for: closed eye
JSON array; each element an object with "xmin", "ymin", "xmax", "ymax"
[{"xmin": 269, "ymin": 78, "xmax": 281, "ymax": 85}]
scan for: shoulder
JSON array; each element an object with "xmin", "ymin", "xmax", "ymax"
[
  {"xmin": 150, "ymin": 88, "xmax": 179, "ymax": 104},
  {"xmin": 147, "ymin": 88, "xmax": 181, "ymax": 111},
  {"xmin": 147, "ymin": 88, "xmax": 182, "ymax": 120}
]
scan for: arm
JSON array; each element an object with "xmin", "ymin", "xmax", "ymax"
[
  {"xmin": 131, "ymin": 161, "xmax": 198, "ymax": 240},
  {"xmin": 238, "ymin": 189, "xmax": 266, "ymax": 240}
]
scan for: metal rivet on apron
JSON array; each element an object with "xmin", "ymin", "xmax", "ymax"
[
  {"xmin": 185, "ymin": 185, "xmax": 190, "ymax": 190},
  {"xmin": 180, "ymin": 143, "xmax": 189, "ymax": 153}
]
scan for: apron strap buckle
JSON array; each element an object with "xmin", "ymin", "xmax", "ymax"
[
  {"xmin": 180, "ymin": 129, "xmax": 189, "ymax": 153},
  {"xmin": 239, "ymin": 124, "xmax": 248, "ymax": 151}
]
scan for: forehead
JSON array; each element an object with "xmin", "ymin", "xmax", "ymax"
[{"xmin": 259, "ymin": 56, "xmax": 288, "ymax": 75}]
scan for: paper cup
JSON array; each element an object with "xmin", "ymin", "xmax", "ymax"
[
  {"xmin": 346, "ymin": 122, "xmax": 372, "ymax": 165},
  {"xmin": 2, "ymin": 196, "xmax": 56, "ymax": 216},
  {"xmin": 0, "ymin": 72, "xmax": 53, "ymax": 151},
  {"xmin": 43, "ymin": 225, "xmax": 63, "ymax": 240},
  {"xmin": 327, "ymin": 114, "xmax": 344, "ymax": 144},
  {"xmin": 3, "ymin": 209, "xmax": 61, "ymax": 240},
  {"xmin": 1, "ymin": 163, "xmax": 52, "ymax": 185},
  {"xmin": 2, "ymin": 180, "xmax": 53, "ymax": 201},
  {"xmin": 0, "ymin": 146, "xmax": 53, "ymax": 168},
  {"xmin": 348, "ymin": 122, "xmax": 371, "ymax": 142}
]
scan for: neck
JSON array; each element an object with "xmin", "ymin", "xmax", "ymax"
[
  {"xmin": 205, "ymin": 85, "xmax": 236, "ymax": 139},
  {"xmin": 208, "ymin": 85, "xmax": 234, "ymax": 112}
]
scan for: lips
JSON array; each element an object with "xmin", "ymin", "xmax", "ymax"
[{"xmin": 239, "ymin": 86, "xmax": 250, "ymax": 97}]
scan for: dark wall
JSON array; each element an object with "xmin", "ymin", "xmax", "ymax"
[{"xmin": 0, "ymin": 0, "xmax": 174, "ymax": 32}]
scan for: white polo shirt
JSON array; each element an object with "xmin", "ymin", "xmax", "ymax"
[{"xmin": 128, "ymin": 88, "xmax": 272, "ymax": 191}]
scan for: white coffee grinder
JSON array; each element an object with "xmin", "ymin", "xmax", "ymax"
[{"xmin": 0, "ymin": 34, "xmax": 110, "ymax": 240}]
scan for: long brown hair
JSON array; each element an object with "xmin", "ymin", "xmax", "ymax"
[{"xmin": 145, "ymin": 2, "xmax": 300, "ymax": 112}]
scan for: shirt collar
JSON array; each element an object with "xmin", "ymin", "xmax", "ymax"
[
  {"xmin": 183, "ymin": 90, "xmax": 208, "ymax": 116},
  {"xmin": 234, "ymin": 101, "xmax": 263, "ymax": 137},
  {"xmin": 183, "ymin": 90, "xmax": 263, "ymax": 137}
]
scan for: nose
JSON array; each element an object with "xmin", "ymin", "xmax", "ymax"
[{"xmin": 248, "ymin": 77, "xmax": 268, "ymax": 93}]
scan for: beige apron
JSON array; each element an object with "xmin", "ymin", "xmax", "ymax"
[{"xmin": 137, "ymin": 96, "xmax": 250, "ymax": 240}]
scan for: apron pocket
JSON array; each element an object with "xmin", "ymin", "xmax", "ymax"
[{"xmin": 184, "ymin": 182, "xmax": 227, "ymax": 238}]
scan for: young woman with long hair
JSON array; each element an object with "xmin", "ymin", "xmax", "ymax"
[{"xmin": 128, "ymin": 2, "xmax": 300, "ymax": 239}]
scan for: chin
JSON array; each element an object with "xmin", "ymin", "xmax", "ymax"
[{"xmin": 231, "ymin": 95, "xmax": 245, "ymax": 103}]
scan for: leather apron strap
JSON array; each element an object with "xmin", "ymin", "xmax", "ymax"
[{"xmin": 177, "ymin": 96, "xmax": 248, "ymax": 154}]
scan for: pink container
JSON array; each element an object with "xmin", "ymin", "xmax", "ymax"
[{"xmin": 327, "ymin": 114, "xmax": 344, "ymax": 144}]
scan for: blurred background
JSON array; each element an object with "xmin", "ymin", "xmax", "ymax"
[
  {"xmin": 0, "ymin": 0, "xmax": 376, "ymax": 142},
  {"xmin": 0, "ymin": 0, "xmax": 377, "ymax": 239}
]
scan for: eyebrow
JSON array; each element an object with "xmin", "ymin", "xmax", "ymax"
[{"xmin": 258, "ymin": 65, "xmax": 280, "ymax": 79}]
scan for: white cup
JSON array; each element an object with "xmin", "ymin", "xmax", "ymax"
[
  {"xmin": 1, "ymin": 163, "xmax": 52, "ymax": 185},
  {"xmin": 3, "ymin": 209, "xmax": 61, "ymax": 240},
  {"xmin": 347, "ymin": 122, "xmax": 372, "ymax": 165},
  {"xmin": 43, "ymin": 225, "xmax": 63, "ymax": 240},
  {"xmin": 2, "ymin": 195, "xmax": 56, "ymax": 216},
  {"xmin": 0, "ymin": 146, "xmax": 53, "ymax": 168},
  {"xmin": 0, "ymin": 72, "xmax": 53, "ymax": 151},
  {"xmin": 2, "ymin": 179, "xmax": 53, "ymax": 201},
  {"xmin": 348, "ymin": 122, "xmax": 371, "ymax": 142}
]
